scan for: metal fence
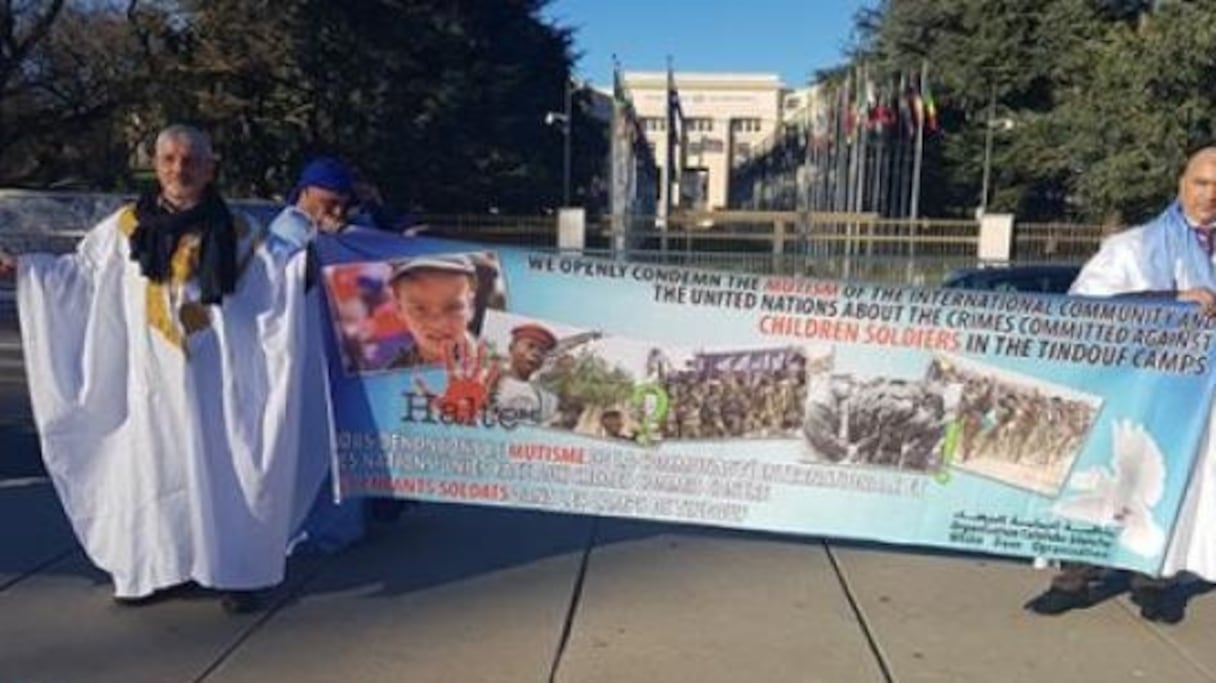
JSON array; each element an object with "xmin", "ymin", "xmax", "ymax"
[
  {"xmin": 1015, "ymin": 221, "xmax": 1111, "ymax": 262},
  {"xmin": 2, "ymin": 193, "xmax": 1112, "ymax": 288},
  {"xmin": 421, "ymin": 211, "xmax": 1106, "ymax": 285},
  {"xmin": 0, "ymin": 195, "xmax": 1112, "ymax": 387}
]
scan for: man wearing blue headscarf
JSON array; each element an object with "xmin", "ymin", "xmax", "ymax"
[
  {"xmin": 265, "ymin": 157, "xmax": 390, "ymax": 554},
  {"xmin": 1026, "ymin": 144, "xmax": 1216, "ymax": 624},
  {"xmin": 267, "ymin": 156, "xmax": 356, "ymax": 254}
]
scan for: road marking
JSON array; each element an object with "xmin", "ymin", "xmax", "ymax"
[{"xmin": 0, "ymin": 476, "xmax": 49, "ymax": 489}]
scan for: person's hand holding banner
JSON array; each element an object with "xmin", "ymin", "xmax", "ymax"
[{"xmin": 0, "ymin": 248, "xmax": 15, "ymax": 280}]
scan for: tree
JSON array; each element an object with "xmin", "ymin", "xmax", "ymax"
[
  {"xmin": 852, "ymin": 0, "xmax": 1158, "ymax": 219},
  {"xmin": 1056, "ymin": 1, "xmax": 1216, "ymax": 223},
  {"xmin": 0, "ymin": 1, "xmax": 136, "ymax": 186},
  {"xmin": 537, "ymin": 351, "xmax": 635, "ymax": 409},
  {"xmin": 133, "ymin": 0, "xmax": 576, "ymax": 211},
  {"xmin": 6, "ymin": 0, "xmax": 581, "ymax": 215}
]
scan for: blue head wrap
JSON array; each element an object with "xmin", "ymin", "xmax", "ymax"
[{"xmin": 288, "ymin": 157, "xmax": 355, "ymax": 204}]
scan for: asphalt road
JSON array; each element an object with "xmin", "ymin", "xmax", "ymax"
[{"xmin": 0, "ymin": 305, "xmax": 40, "ymax": 481}]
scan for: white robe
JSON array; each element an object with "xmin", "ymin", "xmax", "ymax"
[
  {"xmin": 17, "ymin": 205, "xmax": 321, "ymax": 597},
  {"xmin": 266, "ymin": 206, "xmax": 361, "ymax": 553},
  {"xmin": 1069, "ymin": 210, "xmax": 1216, "ymax": 579}
]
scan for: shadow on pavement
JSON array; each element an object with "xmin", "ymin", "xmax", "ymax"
[
  {"xmin": 279, "ymin": 503, "xmax": 837, "ymax": 608},
  {"xmin": 0, "ymin": 422, "xmax": 43, "ymax": 480}
]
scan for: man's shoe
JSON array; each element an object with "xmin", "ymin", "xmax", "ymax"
[
  {"xmin": 112, "ymin": 594, "xmax": 155, "ymax": 607},
  {"xmin": 1133, "ymin": 587, "xmax": 1185, "ymax": 624},
  {"xmin": 1024, "ymin": 587, "xmax": 1093, "ymax": 615},
  {"xmin": 220, "ymin": 590, "xmax": 265, "ymax": 615}
]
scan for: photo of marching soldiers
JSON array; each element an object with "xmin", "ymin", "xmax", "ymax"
[
  {"xmin": 479, "ymin": 312, "xmax": 813, "ymax": 446},
  {"xmin": 928, "ymin": 354, "xmax": 1101, "ymax": 495},
  {"xmin": 650, "ymin": 346, "xmax": 809, "ymax": 441},
  {"xmin": 800, "ymin": 356, "xmax": 962, "ymax": 473}
]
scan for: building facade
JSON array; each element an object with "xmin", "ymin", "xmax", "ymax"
[{"xmin": 622, "ymin": 72, "xmax": 788, "ymax": 212}]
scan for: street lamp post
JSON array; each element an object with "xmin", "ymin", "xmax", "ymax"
[
  {"xmin": 980, "ymin": 87, "xmax": 996, "ymax": 215},
  {"xmin": 545, "ymin": 80, "xmax": 575, "ymax": 207},
  {"xmin": 562, "ymin": 81, "xmax": 572, "ymax": 206},
  {"xmin": 980, "ymin": 87, "xmax": 1014, "ymax": 216}
]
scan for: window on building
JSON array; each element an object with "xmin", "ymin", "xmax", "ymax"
[
  {"xmin": 643, "ymin": 117, "xmax": 666, "ymax": 132},
  {"xmin": 730, "ymin": 118, "xmax": 762, "ymax": 133},
  {"xmin": 686, "ymin": 117, "xmax": 714, "ymax": 132},
  {"xmin": 679, "ymin": 168, "xmax": 710, "ymax": 211}
]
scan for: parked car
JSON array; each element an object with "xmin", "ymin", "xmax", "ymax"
[{"xmin": 941, "ymin": 263, "xmax": 1081, "ymax": 294}]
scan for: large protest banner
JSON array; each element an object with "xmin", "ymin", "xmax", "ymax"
[{"xmin": 315, "ymin": 230, "xmax": 1216, "ymax": 575}]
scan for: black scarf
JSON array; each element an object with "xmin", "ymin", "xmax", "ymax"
[{"xmin": 129, "ymin": 186, "xmax": 237, "ymax": 305}]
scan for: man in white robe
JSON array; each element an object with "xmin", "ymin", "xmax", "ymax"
[
  {"xmin": 1025, "ymin": 144, "xmax": 1216, "ymax": 624},
  {"xmin": 0, "ymin": 125, "xmax": 323, "ymax": 613}
]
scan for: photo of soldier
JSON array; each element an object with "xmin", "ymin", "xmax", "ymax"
[
  {"xmin": 492, "ymin": 323, "xmax": 560, "ymax": 423},
  {"xmin": 928, "ymin": 355, "xmax": 1099, "ymax": 495},
  {"xmin": 476, "ymin": 313, "xmax": 815, "ymax": 447},
  {"xmin": 647, "ymin": 346, "xmax": 810, "ymax": 442},
  {"xmin": 599, "ymin": 408, "xmax": 630, "ymax": 439},
  {"xmin": 801, "ymin": 373, "xmax": 959, "ymax": 473}
]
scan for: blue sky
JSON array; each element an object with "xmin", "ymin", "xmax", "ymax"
[{"xmin": 542, "ymin": 0, "xmax": 876, "ymax": 89}]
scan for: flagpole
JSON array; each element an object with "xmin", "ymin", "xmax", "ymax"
[
  {"xmin": 880, "ymin": 83, "xmax": 890, "ymax": 218},
  {"xmin": 849, "ymin": 66, "xmax": 860, "ymax": 219},
  {"xmin": 610, "ymin": 57, "xmax": 624, "ymax": 254},
  {"xmin": 910, "ymin": 60, "xmax": 927, "ymax": 220},
  {"xmin": 662, "ymin": 56, "xmax": 675, "ymax": 253},
  {"xmin": 878, "ymin": 79, "xmax": 886, "ymax": 218},
  {"xmin": 826, "ymin": 85, "xmax": 837, "ymax": 214},
  {"xmin": 980, "ymin": 85, "xmax": 996, "ymax": 215},
  {"xmin": 900, "ymin": 70, "xmax": 914, "ymax": 218},
  {"xmin": 891, "ymin": 74, "xmax": 904, "ymax": 218},
  {"xmin": 854, "ymin": 66, "xmax": 870, "ymax": 262},
  {"xmin": 802, "ymin": 92, "xmax": 812, "ymax": 213},
  {"xmin": 836, "ymin": 79, "xmax": 849, "ymax": 214}
]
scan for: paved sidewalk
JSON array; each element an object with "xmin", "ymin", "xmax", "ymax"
[{"xmin": 5, "ymin": 476, "xmax": 1216, "ymax": 682}]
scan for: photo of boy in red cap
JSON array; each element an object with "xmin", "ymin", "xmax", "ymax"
[{"xmin": 493, "ymin": 322, "xmax": 560, "ymax": 422}]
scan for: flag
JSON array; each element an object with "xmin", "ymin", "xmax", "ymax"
[
  {"xmin": 612, "ymin": 64, "xmax": 633, "ymax": 142},
  {"xmin": 666, "ymin": 63, "xmax": 686, "ymax": 181},
  {"xmin": 872, "ymin": 81, "xmax": 896, "ymax": 132},
  {"xmin": 922, "ymin": 75, "xmax": 939, "ymax": 132},
  {"xmin": 910, "ymin": 82, "xmax": 924, "ymax": 132},
  {"xmin": 865, "ymin": 75, "xmax": 878, "ymax": 130},
  {"xmin": 612, "ymin": 65, "xmax": 625, "ymax": 103},
  {"xmin": 843, "ymin": 75, "xmax": 857, "ymax": 143},
  {"xmin": 810, "ymin": 86, "xmax": 831, "ymax": 150},
  {"xmin": 898, "ymin": 72, "xmax": 914, "ymax": 138}
]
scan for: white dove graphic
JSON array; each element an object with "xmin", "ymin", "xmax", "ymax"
[{"xmin": 1052, "ymin": 419, "xmax": 1166, "ymax": 557}]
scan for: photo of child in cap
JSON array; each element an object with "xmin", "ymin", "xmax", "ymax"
[
  {"xmin": 492, "ymin": 322, "xmax": 561, "ymax": 423},
  {"xmin": 319, "ymin": 251, "xmax": 505, "ymax": 374}
]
